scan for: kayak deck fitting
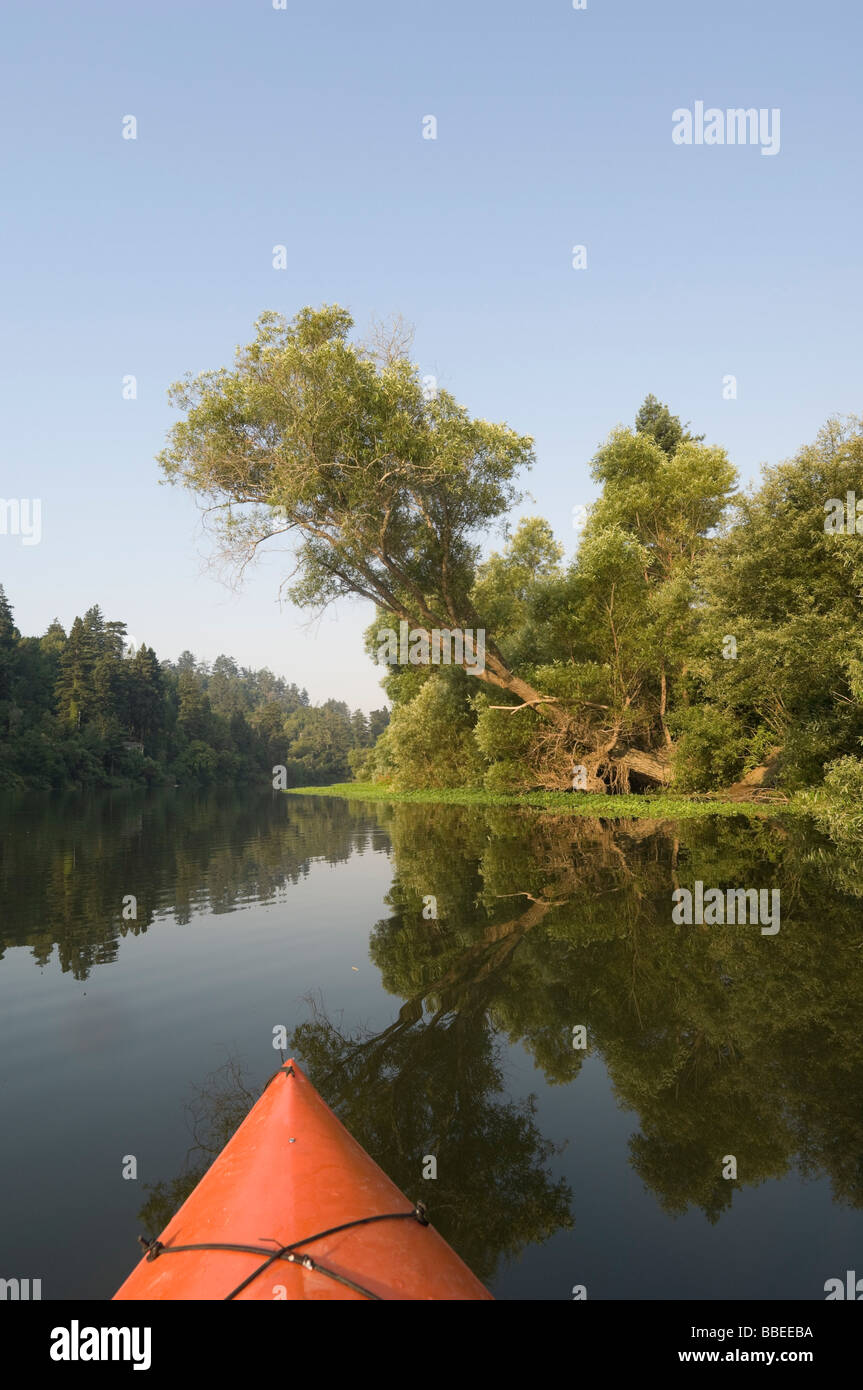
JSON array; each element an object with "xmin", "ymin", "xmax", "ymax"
[{"xmin": 113, "ymin": 1059, "xmax": 492, "ymax": 1301}]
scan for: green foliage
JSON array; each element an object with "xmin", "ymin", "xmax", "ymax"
[
  {"xmin": 634, "ymin": 393, "xmax": 705, "ymax": 457},
  {"xmin": 0, "ymin": 586, "xmax": 384, "ymax": 792},
  {"xmin": 693, "ymin": 415, "xmax": 863, "ymax": 788},
  {"xmin": 360, "ymin": 404, "xmax": 863, "ymax": 800},
  {"xmin": 150, "ymin": 323, "xmax": 863, "ymax": 798},
  {"xmin": 820, "ymin": 755, "xmax": 863, "ymax": 806},
  {"xmin": 473, "ymin": 688, "xmax": 540, "ymax": 767},
  {"xmin": 381, "ymin": 673, "xmax": 486, "ymax": 790},
  {"xmin": 669, "ymin": 705, "xmax": 748, "ymax": 791},
  {"xmin": 287, "ymin": 783, "xmax": 773, "ymax": 820},
  {"xmin": 471, "ymin": 517, "xmax": 564, "ymax": 667},
  {"xmin": 158, "ymin": 304, "xmax": 534, "ymax": 637},
  {"xmin": 588, "ymin": 429, "xmax": 735, "ymax": 572},
  {"xmin": 799, "ymin": 756, "xmax": 863, "ymax": 839}
]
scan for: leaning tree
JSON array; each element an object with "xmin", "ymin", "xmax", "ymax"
[
  {"xmin": 157, "ymin": 305, "xmax": 575, "ymax": 724},
  {"xmin": 158, "ymin": 306, "xmax": 730, "ymax": 789}
]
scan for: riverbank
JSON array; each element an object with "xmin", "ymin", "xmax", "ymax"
[{"xmin": 285, "ymin": 782, "xmax": 787, "ymax": 820}]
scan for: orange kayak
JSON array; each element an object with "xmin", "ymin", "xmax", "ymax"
[{"xmin": 114, "ymin": 1059, "xmax": 492, "ymax": 1301}]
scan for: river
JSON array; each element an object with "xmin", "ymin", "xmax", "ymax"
[{"xmin": 1, "ymin": 788, "xmax": 861, "ymax": 1300}]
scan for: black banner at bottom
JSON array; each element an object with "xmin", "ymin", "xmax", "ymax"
[{"xmin": 4, "ymin": 1299, "xmax": 858, "ymax": 1374}]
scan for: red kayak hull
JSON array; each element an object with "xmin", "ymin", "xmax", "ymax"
[{"xmin": 114, "ymin": 1060, "xmax": 492, "ymax": 1300}]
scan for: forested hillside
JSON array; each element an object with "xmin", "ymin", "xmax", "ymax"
[{"xmin": 0, "ymin": 594, "xmax": 388, "ymax": 791}]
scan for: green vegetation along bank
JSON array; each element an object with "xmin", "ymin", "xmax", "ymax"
[
  {"xmin": 156, "ymin": 306, "xmax": 863, "ymax": 819},
  {"xmin": 285, "ymin": 781, "xmax": 780, "ymax": 821}
]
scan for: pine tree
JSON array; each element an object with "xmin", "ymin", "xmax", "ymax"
[
  {"xmin": 56, "ymin": 617, "xmax": 97, "ymax": 729},
  {"xmin": 634, "ymin": 395, "xmax": 704, "ymax": 457},
  {"xmin": 0, "ymin": 584, "xmax": 20, "ymax": 719},
  {"xmin": 176, "ymin": 669, "xmax": 211, "ymax": 741},
  {"xmin": 128, "ymin": 645, "xmax": 164, "ymax": 744},
  {"xmin": 41, "ymin": 619, "xmax": 67, "ymax": 655},
  {"xmin": 369, "ymin": 708, "xmax": 390, "ymax": 741}
]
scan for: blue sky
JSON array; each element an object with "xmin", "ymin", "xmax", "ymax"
[{"xmin": 1, "ymin": 0, "xmax": 860, "ymax": 707}]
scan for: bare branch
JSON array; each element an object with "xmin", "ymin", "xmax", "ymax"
[{"xmin": 359, "ymin": 313, "xmax": 416, "ymax": 367}]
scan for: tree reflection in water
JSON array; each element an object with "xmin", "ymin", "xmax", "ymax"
[{"xmin": 79, "ymin": 795, "xmax": 862, "ymax": 1278}]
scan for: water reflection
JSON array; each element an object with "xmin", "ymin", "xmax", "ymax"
[
  {"xmin": 4, "ymin": 790, "xmax": 863, "ymax": 1266},
  {"xmin": 139, "ymin": 1030, "xmax": 573, "ymax": 1287},
  {"xmin": 0, "ymin": 790, "xmax": 382, "ymax": 976},
  {"xmin": 360, "ymin": 804, "xmax": 863, "ymax": 1221}
]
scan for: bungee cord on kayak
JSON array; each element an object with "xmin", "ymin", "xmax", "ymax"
[{"xmin": 135, "ymin": 1204, "xmax": 432, "ymax": 1301}]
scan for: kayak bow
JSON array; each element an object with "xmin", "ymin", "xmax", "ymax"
[{"xmin": 113, "ymin": 1059, "xmax": 492, "ymax": 1301}]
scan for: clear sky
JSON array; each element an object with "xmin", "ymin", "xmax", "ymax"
[{"xmin": 1, "ymin": 0, "xmax": 860, "ymax": 708}]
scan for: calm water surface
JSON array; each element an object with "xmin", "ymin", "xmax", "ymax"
[{"xmin": 1, "ymin": 788, "xmax": 861, "ymax": 1300}]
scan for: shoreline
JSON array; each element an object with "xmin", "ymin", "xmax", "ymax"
[{"xmin": 284, "ymin": 782, "xmax": 795, "ymax": 821}]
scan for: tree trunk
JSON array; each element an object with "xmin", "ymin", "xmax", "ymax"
[
  {"xmin": 659, "ymin": 665, "xmax": 673, "ymax": 747},
  {"xmin": 473, "ymin": 650, "xmax": 571, "ymax": 729},
  {"xmin": 462, "ymin": 641, "xmax": 675, "ymax": 788},
  {"xmin": 619, "ymin": 748, "xmax": 674, "ymax": 785}
]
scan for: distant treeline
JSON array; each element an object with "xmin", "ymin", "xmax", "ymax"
[{"xmin": 0, "ymin": 591, "xmax": 388, "ymax": 791}]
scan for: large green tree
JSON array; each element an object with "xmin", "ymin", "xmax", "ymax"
[
  {"xmin": 470, "ymin": 404, "xmax": 736, "ymax": 791},
  {"xmin": 684, "ymin": 414, "xmax": 863, "ymax": 790},
  {"xmin": 156, "ymin": 304, "xmax": 573, "ymax": 727}
]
